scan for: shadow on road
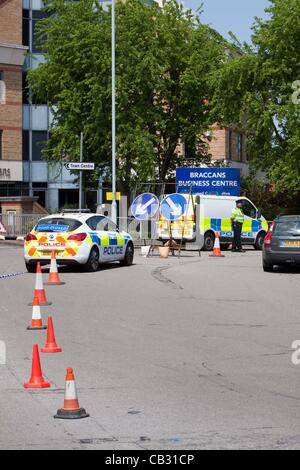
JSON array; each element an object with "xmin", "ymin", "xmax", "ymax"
[{"xmin": 273, "ymin": 266, "xmax": 300, "ymax": 274}]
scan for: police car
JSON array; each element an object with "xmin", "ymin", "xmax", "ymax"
[{"xmin": 24, "ymin": 212, "xmax": 134, "ymax": 272}]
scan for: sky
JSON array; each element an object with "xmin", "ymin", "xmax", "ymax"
[{"xmin": 185, "ymin": 0, "xmax": 270, "ymax": 43}]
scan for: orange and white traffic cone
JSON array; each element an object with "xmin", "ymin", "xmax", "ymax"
[
  {"xmin": 27, "ymin": 294, "xmax": 47, "ymax": 330},
  {"xmin": 209, "ymin": 232, "xmax": 225, "ymax": 258},
  {"xmin": 45, "ymin": 251, "xmax": 65, "ymax": 286},
  {"xmin": 41, "ymin": 316, "xmax": 62, "ymax": 353},
  {"xmin": 24, "ymin": 344, "xmax": 51, "ymax": 389},
  {"xmin": 29, "ymin": 262, "xmax": 52, "ymax": 306},
  {"xmin": 54, "ymin": 368, "xmax": 89, "ymax": 420}
]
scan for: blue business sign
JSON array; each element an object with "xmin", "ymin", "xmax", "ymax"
[{"xmin": 176, "ymin": 168, "xmax": 241, "ymax": 196}]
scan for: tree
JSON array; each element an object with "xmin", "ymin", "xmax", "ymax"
[
  {"xmin": 28, "ymin": 0, "xmax": 226, "ymax": 194},
  {"xmin": 213, "ymin": 0, "xmax": 300, "ymax": 201}
]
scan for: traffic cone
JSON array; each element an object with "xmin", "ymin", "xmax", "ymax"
[
  {"xmin": 41, "ymin": 316, "xmax": 62, "ymax": 353},
  {"xmin": 27, "ymin": 294, "xmax": 47, "ymax": 330},
  {"xmin": 209, "ymin": 232, "xmax": 225, "ymax": 258},
  {"xmin": 24, "ymin": 344, "xmax": 51, "ymax": 389},
  {"xmin": 54, "ymin": 368, "xmax": 89, "ymax": 419},
  {"xmin": 29, "ymin": 262, "xmax": 52, "ymax": 306},
  {"xmin": 45, "ymin": 251, "xmax": 65, "ymax": 286}
]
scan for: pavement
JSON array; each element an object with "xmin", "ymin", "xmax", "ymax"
[{"xmin": 0, "ymin": 244, "xmax": 300, "ymax": 450}]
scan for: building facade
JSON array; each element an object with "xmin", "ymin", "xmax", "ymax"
[
  {"xmin": 23, "ymin": 0, "xmax": 81, "ymax": 212},
  {"xmin": 0, "ymin": 0, "xmax": 249, "ymax": 215},
  {"xmin": 0, "ymin": 0, "xmax": 28, "ymax": 212}
]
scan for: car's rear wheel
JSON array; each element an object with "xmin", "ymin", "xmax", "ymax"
[
  {"xmin": 263, "ymin": 260, "xmax": 273, "ymax": 272},
  {"xmin": 85, "ymin": 247, "xmax": 99, "ymax": 272},
  {"xmin": 120, "ymin": 243, "xmax": 134, "ymax": 266},
  {"xmin": 25, "ymin": 262, "xmax": 36, "ymax": 273}
]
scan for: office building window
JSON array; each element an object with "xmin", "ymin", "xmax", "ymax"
[
  {"xmin": 22, "ymin": 10, "xmax": 30, "ymax": 47},
  {"xmin": 22, "ymin": 130, "xmax": 29, "ymax": 160},
  {"xmin": 0, "ymin": 130, "xmax": 3, "ymax": 160},
  {"xmin": 0, "ymin": 71, "xmax": 5, "ymax": 105},
  {"xmin": 32, "ymin": 131, "xmax": 47, "ymax": 161},
  {"xmin": 22, "ymin": 10, "xmax": 49, "ymax": 53},
  {"xmin": 32, "ymin": 182, "xmax": 48, "ymax": 208},
  {"xmin": 23, "ymin": 72, "xmax": 30, "ymax": 104},
  {"xmin": 22, "ymin": 130, "xmax": 48, "ymax": 161}
]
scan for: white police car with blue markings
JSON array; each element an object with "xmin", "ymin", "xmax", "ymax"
[{"xmin": 24, "ymin": 212, "xmax": 134, "ymax": 272}]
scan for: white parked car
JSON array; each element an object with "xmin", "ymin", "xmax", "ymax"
[{"xmin": 24, "ymin": 212, "xmax": 134, "ymax": 272}]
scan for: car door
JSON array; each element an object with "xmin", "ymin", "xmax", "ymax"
[
  {"xmin": 95, "ymin": 217, "xmax": 124, "ymax": 262},
  {"xmin": 240, "ymin": 199, "xmax": 257, "ymax": 242}
]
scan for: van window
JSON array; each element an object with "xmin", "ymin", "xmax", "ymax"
[{"xmin": 241, "ymin": 200, "xmax": 256, "ymax": 219}]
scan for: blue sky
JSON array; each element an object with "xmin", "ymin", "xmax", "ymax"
[{"xmin": 185, "ymin": 0, "xmax": 270, "ymax": 43}]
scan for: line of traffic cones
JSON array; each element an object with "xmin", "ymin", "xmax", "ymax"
[
  {"xmin": 209, "ymin": 232, "xmax": 225, "ymax": 258},
  {"xmin": 24, "ymin": 254, "xmax": 89, "ymax": 419}
]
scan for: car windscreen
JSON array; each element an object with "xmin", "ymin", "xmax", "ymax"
[
  {"xmin": 35, "ymin": 218, "xmax": 82, "ymax": 233},
  {"xmin": 273, "ymin": 220, "xmax": 300, "ymax": 237}
]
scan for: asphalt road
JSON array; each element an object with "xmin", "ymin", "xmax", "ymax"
[{"xmin": 1, "ymin": 244, "xmax": 300, "ymax": 450}]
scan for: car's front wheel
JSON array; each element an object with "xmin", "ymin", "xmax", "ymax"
[
  {"xmin": 120, "ymin": 243, "xmax": 134, "ymax": 267},
  {"xmin": 85, "ymin": 247, "xmax": 99, "ymax": 272},
  {"xmin": 25, "ymin": 262, "xmax": 36, "ymax": 273}
]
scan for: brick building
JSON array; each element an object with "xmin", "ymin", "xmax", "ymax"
[
  {"xmin": 0, "ymin": 0, "xmax": 43, "ymax": 214},
  {"xmin": 209, "ymin": 126, "xmax": 248, "ymax": 173}
]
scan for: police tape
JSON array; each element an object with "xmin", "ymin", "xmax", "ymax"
[{"xmin": 0, "ymin": 272, "xmax": 27, "ymax": 280}]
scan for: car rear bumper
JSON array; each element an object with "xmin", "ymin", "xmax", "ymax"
[
  {"xmin": 24, "ymin": 252, "xmax": 89, "ymax": 265},
  {"xmin": 263, "ymin": 248, "xmax": 300, "ymax": 265},
  {"xmin": 25, "ymin": 258, "xmax": 82, "ymax": 267}
]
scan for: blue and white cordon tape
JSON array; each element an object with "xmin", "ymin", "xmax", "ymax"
[{"xmin": 0, "ymin": 272, "xmax": 27, "ymax": 280}]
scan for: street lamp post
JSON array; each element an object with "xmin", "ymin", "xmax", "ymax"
[{"xmin": 111, "ymin": 0, "xmax": 117, "ymax": 224}]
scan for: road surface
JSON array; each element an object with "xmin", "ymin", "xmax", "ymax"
[{"xmin": 0, "ymin": 244, "xmax": 300, "ymax": 449}]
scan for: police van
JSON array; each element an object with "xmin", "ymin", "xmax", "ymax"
[
  {"xmin": 158, "ymin": 195, "xmax": 269, "ymax": 251},
  {"xmin": 24, "ymin": 212, "xmax": 134, "ymax": 272}
]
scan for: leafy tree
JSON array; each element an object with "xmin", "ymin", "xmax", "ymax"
[
  {"xmin": 213, "ymin": 0, "xmax": 300, "ymax": 202},
  {"xmin": 28, "ymin": 0, "xmax": 226, "ymax": 194}
]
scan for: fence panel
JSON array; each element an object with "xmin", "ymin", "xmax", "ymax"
[{"xmin": 0, "ymin": 214, "xmax": 44, "ymax": 238}]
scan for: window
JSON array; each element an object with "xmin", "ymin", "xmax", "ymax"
[
  {"xmin": 22, "ymin": 10, "xmax": 30, "ymax": 48},
  {"xmin": 32, "ymin": 131, "xmax": 47, "ymax": 161},
  {"xmin": 35, "ymin": 218, "xmax": 82, "ymax": 232},
  {"xmin": 273, "ymin": 220, "xmax": 300, "ymax": 237},
  {"xmin": 23, "ymin": 72, "xmax": 30, "ymax": 104},
  {"xmin": 241, "ymin": 200, "xmax": 257, "ymax": 219},
  {"xmin": 22, "ymin": 10, "xmax": 50, "ymax": 53},
  {"xmin": 32, "ymin": 182, "xmax": 48, "ymax": 208},
  {"xmin": 22, "ymin": 130, "xmax": 29, "ymax": 161},
  {"xmin": 0, "ymin": 72, "xmax": 5, "ymax": 104},
  {"xmin": 0, "ymin": 130, "xmax": 3, "ymax": 160},
  {"xmin": 86, "ymin": 216, "xmax": 107, "ymax": 231}
]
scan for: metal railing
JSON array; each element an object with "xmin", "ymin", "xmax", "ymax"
[
  {"xmin": 0, "ymin": 214, "xmax": 44, "ymax": 238},
  {"xmin": 0, "ymin": 214, "xmax": 158, "ymax": 241}
]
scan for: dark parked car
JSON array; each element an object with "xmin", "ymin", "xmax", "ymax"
[{"xmin": 263, "ymin": 215, "xmax": 300, "ymax": 272}]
